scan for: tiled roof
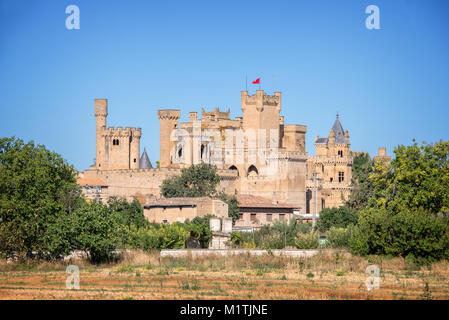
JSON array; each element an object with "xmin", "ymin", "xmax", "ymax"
[
  {"xmin": 77, "ymin": 178, "xmax": 107, "ymax": 187},
  {"xmin": 316, "ymin": 137, "xmax": 328, "ymax": 144},
  {"xmin": 236, "ymin": 194, "xmax": 300, "ymax": 209},
  {"xmin": 144, "ymin": 197, "xmax": 211, "ymax": 208}
]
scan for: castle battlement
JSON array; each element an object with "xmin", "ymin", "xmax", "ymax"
[
  {"xmin": 241, "ymin": 90, "xmax": 281, "ymax": 107},
  {"xmin": 158, "ymin": 109, "xmax": 180, "ymax": 120},
  {"xmin": 103, "ymin": 126, "xmax": 142, "ymax": 137},
  {"xmin": 201, "ymin": 107, "xmax": 231, "ymax": 121},
  {"xmin": 94, "ymin": 99, "xmax": 142, "ymax": 171},
  {"xmin": 85, "ymin": 167, "xmax": 238, "ymax": 179}
]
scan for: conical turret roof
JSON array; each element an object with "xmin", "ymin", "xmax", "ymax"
[
  {"xmin": 331, "ymin": 114, "xmax": 346, "ymax": 144},
  {"xmin": 139, "ymin": 148, "xmax": 152, "ymax": 169}
]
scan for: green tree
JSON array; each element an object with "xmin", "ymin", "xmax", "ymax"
[
  {"xmin": 50, "ymin": 202, "xmax": 123, "ymax": 263},
  {"xmin": 161, "ymin": 163, "xmax": 220, "ymax": 198},
  {"xmin": 0, "ymin": 137, "xmax": 80, "ymax": 259},
  {"xmin": 316, "ymin": 206, "xmax": 358, "ymax": 232},
  {"xmin": 370, "ymin": 140, "xmax": 449, "ymax": 214},
  {"xmin": 107, "ymin": 196, "xmax": 148, "ymax": 229},
  {"xmin": 346, "ymin": 152, "xmax": 375, "ymax": 211}
]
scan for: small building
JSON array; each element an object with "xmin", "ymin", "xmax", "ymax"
[
  {"xmin": 209, "ymin": 217, "xmax": 233, "ymax": 249},
  {"xmin": 143, "ymin": 197, "xmax": 228, "ymax": 224},
  {"xmin": 234, "ymin": 195, "xmax": 300, "ymax": 229},
  {"xmin": 77, "ymin": 177, "xmax": 108, "ymax": 202}
]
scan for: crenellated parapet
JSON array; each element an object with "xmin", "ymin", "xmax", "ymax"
[
  {"xmin": 158, "ymin": 109, "xmax": 180, "ymax": 120},
  {"xmin": 103, "ymin": 126, "xmax": 142, "ymax": 137},
  {"xmin": 94, "ymin": 99, "xmax": 143, "ymax": 171},
  {"xmin": 241, "ymin": 90, "xmax": 281, "ymax": 109},
  {"xmin": 201, "ymin": 107, "xmax": 231, "ymax": 122}
]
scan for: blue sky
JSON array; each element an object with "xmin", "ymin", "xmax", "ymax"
[{"xmin": 1, "ymin": 0, "xmax": 448, "ymax": 171}]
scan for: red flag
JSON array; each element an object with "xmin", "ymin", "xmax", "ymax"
[{"xmin": 252, "ymin": 78, "xmax": 260, "ymax": 84}]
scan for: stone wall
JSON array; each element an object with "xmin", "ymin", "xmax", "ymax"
[
  {"xmin": 79, "ymin": 168, "xmax": 238, "ymax": 203},
  {"xmin": 143, "ymin": 198, "xmax": 228, "ymax": 224}
]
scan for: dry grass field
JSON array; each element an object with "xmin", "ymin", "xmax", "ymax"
[{"xmin": 1, "ymin": 250, "xmax": 449, "ymax": 300}]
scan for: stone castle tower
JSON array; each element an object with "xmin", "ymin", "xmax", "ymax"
[
  {"xmin": 157, "ymin": 109, "xmax": 180, "ymax": 168},
  {"xmin": 306, "ymin": 114, "xmax": 353, "ymax": 212},
  {"xmin": 93, "ymin": 99, "xmax": 142, "ymax": 170},
  {"xmin": 156, "ymin": 90, "xmax": 308, "ymax": 208}
]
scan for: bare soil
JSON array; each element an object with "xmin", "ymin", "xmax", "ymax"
[{"xmin": 1, "ymin": 251, "xmax": 448, "ymax": 300}]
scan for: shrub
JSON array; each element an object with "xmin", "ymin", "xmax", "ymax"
[
  {"xmin": 183, "ymin": 215, "xmax": 213, "ymax": 248},
  {"xmin": 127, "ymin": 224, "xmax": 189, "ymax": 250},
  {"xmin": 349, "ymin": 208, "xmax": 449, "ymax": 264},
  {"xmin": 231, "ymin": 220, "xmax": 313, "ymax": 249},
  {"xmin": 294, "ymin": 231, "xmax": 319, "ymax": 249},
  {"xmin": 260, "ymin": 233, "xmax": 285, "ymax": 249},
  {"xmin": 317, "ymin": 206, "xmax": 358, "ymax": 232},
  {"xmin": 325, "ymin": 226, "xmax": 353, "ymax": 248},
  {"xmin": 230, "ymin": 231, "xmax": 244, "ymax": 247},
  {"xmin": 335, "ymin": 270, "xmax": 345, "ymax": 276}
]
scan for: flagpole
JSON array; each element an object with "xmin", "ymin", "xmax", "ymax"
[{"xmin": 245, "ymin": 74, "xmax": 247, "ymax": 92}]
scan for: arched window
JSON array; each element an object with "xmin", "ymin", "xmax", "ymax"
[
  {"xmin": 338, "ymin": 150, "xmax": 343, "ymax": 157},
  {"xmin": 229, "ymin": 165, "xmax": 239, "ymax": 176},
  {"xmin": 178, "ymin": 146, "xmax": 183, "ymax": 158},
  {"xmin": 247, "ymin": 165, "xmax": 258, "ymax": 177}
]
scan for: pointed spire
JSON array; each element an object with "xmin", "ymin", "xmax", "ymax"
[
  {"xmin": 331, "ymin": 114, "xmax": 345, "ymax": 144},
  {"xmin": 139, "ymin": 147, "xmax": 153, "ymax": 169}
]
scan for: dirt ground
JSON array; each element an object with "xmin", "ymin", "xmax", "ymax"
[{"xmin": 1, "ymin": 251, "xmax": 448, "ymax": 300}]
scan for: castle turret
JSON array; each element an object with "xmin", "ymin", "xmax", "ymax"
[
  {"xmin": 130, "ymin": 128, "xmax": 141, "ymax": 169},
  {"xmin": 344, "ymin": 130, "xmax": 350, "ymax": 145},
  {"xmin": 328, "ymin": 129, "xmax": 335, "ymax": 145},
  {"xmin": 158, "ymin": 109, "xmax": 180, "ymax": 168},
  {"xmin": 94, "ymin": 99, "xmax": 108, "ymax": 169}
]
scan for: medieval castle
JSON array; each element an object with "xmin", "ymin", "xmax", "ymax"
[{"xmin": 79, "ymin": 90, "xmax": 390, "ymax": 215}]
